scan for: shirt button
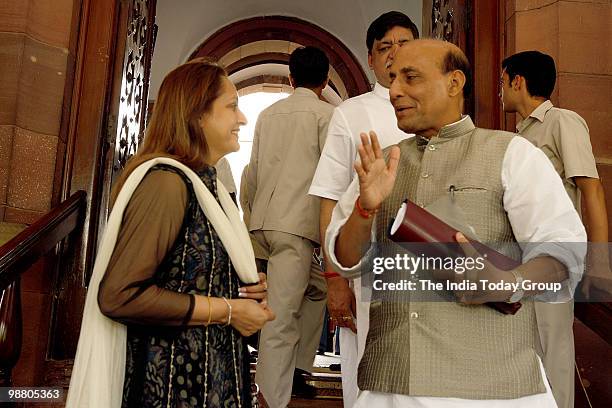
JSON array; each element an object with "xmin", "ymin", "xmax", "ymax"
[
  {"xmin": 421, "ymin": 172, "xmax": 429, "ymax": 178},
  {"xmin": 428, "ymin": 144, "xmax": 436, "ymax": 151},
  {"xmin": 410, "ymin": 312, "xmax": 419, "ymax": 320}
]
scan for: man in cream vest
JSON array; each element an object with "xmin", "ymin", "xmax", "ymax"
[{"xmin": 326, "ymin": 39, "xmax": 586, "ymax": 407}]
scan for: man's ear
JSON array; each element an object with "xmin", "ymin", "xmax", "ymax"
[
  {"xmin": 288, "ymin": 74, "xmax": 295, "ymax": 88},
  {"xmin": 448, "ymin": 70, "xmax": 466, "ymax": 97},
  {"xmin": 367, "ymin": 52, "xmax": 373, "ymax": 70},
  {"xmin": 511, "ymin": 75, "xmax": 522, "ymax": 91}
]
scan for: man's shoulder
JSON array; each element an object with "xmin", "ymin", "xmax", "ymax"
[
  {"xmin": 316, "ymin": 98, "xmax": 335, "ymax": 115},
  {"xmin": 335, "ymin": 91, "xmax": 378, "ymax": 112},
  {"xmin": 475, "ymin": 127, "xmax": 516, "ymax": 139},
  {"xmin": 261, "ymin": 93, "xmax": 333, "ymax": 116},
  {"xmin": 545, "ymin": 106, "xmax": 588, "ymax": 127},
  {"xmin": 472, "ymin": 127, "xmax": 519, "ymax": 150},
  {"xmin": 259, "ymin": 97, "xmax": 288, "ymax": 116}
]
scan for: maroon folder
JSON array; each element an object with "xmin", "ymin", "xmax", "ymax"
[{"xmin": 388, "ymin": 199, "xmax": 522, "ymax": 315}]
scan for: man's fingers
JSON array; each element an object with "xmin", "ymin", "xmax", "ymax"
[
  {"xmin": 360, "ymin": 132, "xmax": 376, "ymax": 163},
  {"xmin": 370, "ymin": 131, "xmax": 383, "ymax": 159},
  {"xmin": 454, "ymin": 233, "xmax": 478, "ymax": 261},
  {"xmin": 239, "ymin": 282, "xmax": 267, "ymax": 293},
  {"xmin": 359, "ymin": 132, "xmax": 370, "ymax": 160},
  {"xmin": 354, "ymin": 161, "xmax": 365, "ymax": 179},
  {"xmin": 331, "ymin": 315, "xmax": 356, "ymax": 333},
  {"xmin": 357, "ymin": 144, "xmax": 371, "ymax": 173}
]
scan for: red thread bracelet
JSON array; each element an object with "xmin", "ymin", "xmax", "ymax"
[{"xmin": 355, "ymin": 196, "xmax": 379, "ymax": 219}]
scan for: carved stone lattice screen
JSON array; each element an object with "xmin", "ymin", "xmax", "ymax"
[
  {"xmin": 431, "ymin": 0, "xmax": 455, "ymax": 42},
  {"xmin": 112, "ymin": 0, "xmax": 153, "ymax": 177}
]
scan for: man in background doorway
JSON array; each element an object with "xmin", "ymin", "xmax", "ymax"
[
  {"xmin": 247, "ymin": 46, "xmax": 333, "ymax": 407},
  {"xmin": 215, "ymin": 157, "xmax": 237, "ymax": 202}
]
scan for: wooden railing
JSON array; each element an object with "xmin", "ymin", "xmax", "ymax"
[{"xmin": 0, "ymin": 191, "xmax": 86, "ymax": 386}]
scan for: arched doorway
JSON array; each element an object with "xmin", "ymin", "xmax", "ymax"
[
  {"xmin": 188, "ymin": 16, "xmax": 371, "ymax": 196},
  {"xmin": 188, "ymin": 16, "xmax": 371, "ymax": 99}
]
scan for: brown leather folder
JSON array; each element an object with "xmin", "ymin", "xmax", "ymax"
[{"xmin": 388, "ymin": 199, "xmax": 522, "ymax": 315}]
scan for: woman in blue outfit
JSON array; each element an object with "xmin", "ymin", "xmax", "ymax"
[{"xmin": 95, "ymin": 60, "xmax": 275, "ymax": 407}]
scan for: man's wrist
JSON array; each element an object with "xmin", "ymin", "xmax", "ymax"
[{"xmin": 355, "ymin": 196, "xmax": 379, "ymax": 219}]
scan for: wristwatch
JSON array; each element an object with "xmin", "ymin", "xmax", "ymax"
[{"xmin": 507, "ymin": 269, "xmax": 525, "ymax": 303}]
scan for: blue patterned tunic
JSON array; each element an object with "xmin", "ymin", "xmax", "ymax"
[{"xmin": 120, "ymin": 165, "xmax": 252, "ymax": 407}]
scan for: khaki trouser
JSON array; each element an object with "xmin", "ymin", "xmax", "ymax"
[
  {"xmin": 535, "ymin": 301, "xmax": 575, "ymax": 408},
  {"xmin": 254, "ymin": 230, "xmax": 327, "ymax": 408}
]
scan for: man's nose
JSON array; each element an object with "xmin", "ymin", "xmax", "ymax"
[
  {"xmin": 389, "ymin": 80, "xmax": 401, "ymax": 100},
  {"xmin": 387, "ymin": 43, "xmax": 401, "ymax": 65}
]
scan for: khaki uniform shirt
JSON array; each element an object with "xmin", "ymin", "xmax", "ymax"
[
  {"xmin": 517, "ymin": 100, "xmax": 599, "ymax": 211},
  {"xmin": 240, "ymin": 164, "xmax": 267, "ymax": 260},
  {"xmin": 214, "ymin": 157, "xmax": 236, "ymax": 194},
  {"xmin": 246, "ymin": 87, "xmax": 334, "ymax": 243}
]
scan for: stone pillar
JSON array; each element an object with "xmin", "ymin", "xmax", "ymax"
[
  {"xmin": 0, "ymin": 0, "xmax": 76, "ymax": 387},
  {"xmin": 0, "ymin": 0, "xmax": 75, "ymax": 224}
]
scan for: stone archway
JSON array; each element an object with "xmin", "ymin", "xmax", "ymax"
[{"xmin": 188, "ymin": 16, "xmax": 371, "ymax": 99}]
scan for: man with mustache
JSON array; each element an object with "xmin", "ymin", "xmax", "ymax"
[{"xmin": 326, "ymin": 39, "xmax": 586, "ymax": 407}]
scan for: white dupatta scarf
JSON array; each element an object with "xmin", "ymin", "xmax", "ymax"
[{"xmin": 66, "ymin": 158, "xmax": 259, "ymax": 408}]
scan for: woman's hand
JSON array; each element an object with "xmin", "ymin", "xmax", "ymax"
[
  {"xmin": 228, "ymin": 299, "xmax": 275, "ymax": 337},
  {"xmin": 238, "ymin": 272, "xmax": 268, "ymax": 303}
]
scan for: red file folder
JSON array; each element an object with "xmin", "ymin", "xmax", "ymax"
[{"xmin": 388, "ymin": 199, "xmax": 522, "ymax": 315}]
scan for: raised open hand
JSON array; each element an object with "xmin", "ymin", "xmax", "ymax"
[{"xmin": 354, "ymin": 131, "xmax": 400, "ymax": 211}]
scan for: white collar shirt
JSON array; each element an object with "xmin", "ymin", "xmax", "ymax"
[{"xmin": 309, "ymin": 82, "xmax": 413, "ymax": 200}]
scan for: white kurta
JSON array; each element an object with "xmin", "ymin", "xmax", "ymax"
[{"xmin": 309, "ymin": 82, "xmax": 412, "ymax": 408}]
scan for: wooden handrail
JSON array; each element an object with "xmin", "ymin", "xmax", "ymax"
[
  {"xmin": 0, "ymin": 190, "xmax": 87, "ymax": 289},
  {"xmin": 0, "ymin": 191, "xmax": 86, "ymax": 386}
]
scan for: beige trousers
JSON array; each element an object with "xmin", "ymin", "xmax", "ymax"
[
  {"xmin": 535, "ymin": 301, "xmax": 575, "ymax": 408},
  {"xmin": 253, "ymin": 230, "xmax": 327, "ymax": 408}
]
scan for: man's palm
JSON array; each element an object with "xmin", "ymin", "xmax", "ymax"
[{"xmin": 354, "ymin": 131, "xmax": 400, "ymax": 210}]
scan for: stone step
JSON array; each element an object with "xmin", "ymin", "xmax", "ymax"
[{"xmin": 249, "ymin": 353, "xmax": 344, "ymax": 405}]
